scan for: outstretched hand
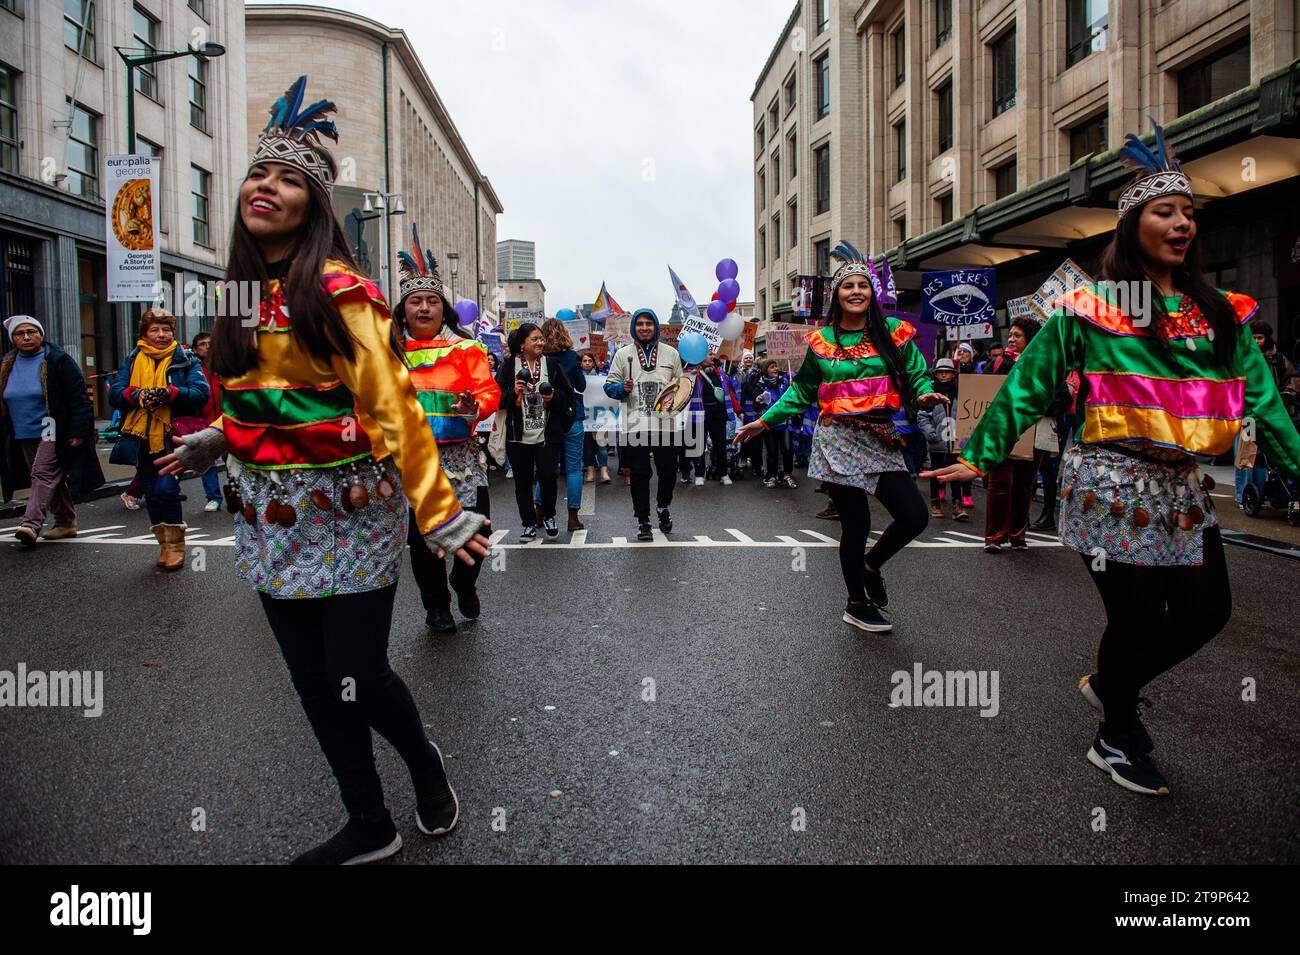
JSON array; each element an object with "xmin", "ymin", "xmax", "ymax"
[
  {"xmin": 733, "ymin": 420, "xmax": 764, "ymax": 445},
  {"xmin": 915, "ymin": 392, "xmax": 950, "ymax": 408},
  {"xmin": 920, "ymin": 462, "xmax": 978, "ymax": 483},
  {"xmin": 436, "ymin": 525, "xmax": 494, "ymax": 565},
  {"xmin": 153, "ymin": 434, "xmax": 188, "ymax": 477}
]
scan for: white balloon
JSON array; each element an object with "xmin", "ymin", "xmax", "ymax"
[{"xmin": 719, "ymin": 313, "xmax": 744, "ymax": 340}]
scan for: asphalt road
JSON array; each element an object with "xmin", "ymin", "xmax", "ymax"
[{"xmin": 1, "ymin": 468, "xmax": 1297, "ymax": 864}]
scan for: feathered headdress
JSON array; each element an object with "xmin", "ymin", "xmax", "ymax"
[
  {"xmin": 829, "ymin": 240, "xmax": 896, "ymax": 305},
  {"xmin": 397, "ymin": 224, "xmax": 446, "ymax": 306},
  {"xmin": 249, "ymin": 76, "xmax": 340, "ymax": 190},
  {"xmin": 1116, "ymin": 116, "xmax": 1192, "ymax": 220}
]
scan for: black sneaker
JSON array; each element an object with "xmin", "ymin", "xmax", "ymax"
[
  {"xmin": 291, "ymin": 810, "xmax": 402, "ymax": 865},
  {"xmin": 657, "ymin": 508, "xmax": 672, "ymax": 533},
  {"xmin": 1087, "ymin": 725, "xmax": 1169, "ymax": 796},
  {"xmin": 520, "ymin": 525, "xmax": 538, "ymax": 541},
  {"xmin": 815, "ymin": 503, "xmax": 838, "ymax": 520},
  {"xmin": 454, "ymin": 586, "xmax": 480, "ymax": 620},
  {"xmin": 415, "ymin": 740, "xmax": 460, "ymax": 837},
  {"xmin": 543, "ymin": 516, "xmax": 558, "ymax": 538},
  {"xmin": 842, "ymin": 601, "xmax": 892, "ymax": 633},
  {"xmin": 636, "ymin": 523, "xmax": 653, "ymax": 541},
  {"xmin": 863, "ymin": 567, "xmax": 888, "ymax": 608},
  {"xmin": 426, "ymin": 607, "xmax": 456, "ymax": 635}
]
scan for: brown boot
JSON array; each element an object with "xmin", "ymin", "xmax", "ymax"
[
  {"xmin": 585, "ymin": 467, "xmax": 596, "ymax": 483},
  {"xmin": 534, "ymin": 504, "xmax": 543, "ymax": 527},
  {"xmin": 159, "ymin": 522, "xmax": 187, "ymax": 572},
  {"xmin": 952, "ymin": 503, "xmax": 969, "ymax": 522},
  {"xmin": 151, "ymin": 523, "xmax": 168, "ymax": 567},
  {"xmin": 567, "ymin": 507, "xmax": 585, "ymax": 531},
  {"xmin": 600, "ymin": 466, "xmax": 611, "ymax": 484},
  {"xmin": 622, "ymin": 468, "xmax": 631, "ymax": 486}
]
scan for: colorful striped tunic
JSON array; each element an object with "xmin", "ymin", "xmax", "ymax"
[
  {"xmin": 759, "ymin": 318, "xmax": 934, "ymax": 426},
  {"xmin": 959, "ymin": 286, "xmax": 1300, "ymax": 478},
  {"xmin": 403, "ymin": 335, "xmax": 501, "ymax": 443}
]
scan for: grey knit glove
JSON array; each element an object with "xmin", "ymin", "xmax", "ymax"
[
  {"xmin": 421, "ymin": 508, "xmax": 488, "ymax": 556},
  {"xmin": 171, "ymin": 427, "xmax": 228, "ymax": 475}
]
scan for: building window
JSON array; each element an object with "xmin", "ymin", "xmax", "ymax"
[
  {"xmin": 759, "ymin": 227, "xmax": 766, "ymax": 269},
  {"xmin": 1, "ymin": 0, "xmax": 18, "ymax": 14},
  {"xmin": 935, "ymin": 0, "xmax": 952, "ymax": 48},
  {"xmin": 994, "ymin": 159, "xmax": 1017, "ymax": 199},
  {"xmin": 772, "ymin": 214, "xmax": 781, "ymax": 260},
  {"xmin": 992, "ymin": 28, "xmax": 1016, "ymax": 116},
  {"xmin": 894, "ymin": 119, "xmax": 906, "ymax": 182},
  {"xmin": 192, "ymin": 165, "xmax": 211, "ymax": 246},
  {"xmin": 189, "ymin": 56, "xmax": 208, "ymax": 131},
  {"xmin": 758, "ymin": 169, "xmax": 766, "ymax": 211},
  {"xmin": 65, "ymin": 100, "xmax": 98, "ymax": 199},
  {"xmin": 788, "ymin": 199, "xmax": 797, "ymax": 247},
  {"xmin": 785, "ymin": 73, "xmax": 796, "ymax": 113},
  {"xmin": 893, "ymin": 26, "xmax": 906, "ymax": 88},
  {"xmin": 1178, "ymin": 39, "xmax": 1251, "ymax": 115},
  {"xmin": 896, "ymin": 216, "xmax": 907, "ymax": 245},
  {"xmin": 770, "ymin": 101, "xmax": 780, "ymax": 137},
  {"xmin": 936, "ymin": 81, "xmax": 953, "ymax": 153},
  {"xmin": 788, "ymin": 131, "xmax": 797, "ymax": 178},
  {"xmin": 817, "ymin": 0, "xmax": 829, "ymax": 35},
  {"xmin": 760, "ymin": 289, "xmax": 768, "ymax": 320},
  {"xmin": 1066, "ymin": 0, "xmax": 1108, "ymax": 68},
  {"xmin": 1069, "ymin": 112, "xmax": 1107, "ymax": 162},
  {"xmin": 814, "ymin": 143, "xmax": 830, "ymax": 215},
  {"xmin": 188, "ymin": 0, "xmax": 206, "ymax": 18},
  {"xmin": 814, "ymin": 238, "xmax": 831, "ymax": 277},
  {"xmin": 64, "ymin": 0, "xmax": 96, "ymax": 60},
  {"xmin": 815, "ymin": 53, "xmax": 830, "ymax": 120},
  {"xmin": 772, "ymin": 281, "xmax": 780, "ymax": 305},
  {"xmin": 0, "ymin": 66, "xmax": 17, "ymax": 175},
  {"xmin": 772, "ymin": 151, "xmax": 780, "ymax": 193},
  {"xmin": 133, "ymin": 7, "xmax": 161, "ymax": 101},
  {"xmin": 938, "ymin": 192, "xmax": 954, "ymax": 224},
  {"xmin": 756, "ymin": 121, "xmax": 765, "ymax": 155}
]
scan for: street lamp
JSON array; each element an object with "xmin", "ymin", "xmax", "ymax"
[
  {"xmin": 117, "ymin": 41, "xmax": 225, "ymax": 158},
  {"xmin": 358, "ymin": 190, "xmax": 405, "ymax": 301},
  {"xmin": 446, "ymin": 252, "xmax": 460, "ymax": 301}
]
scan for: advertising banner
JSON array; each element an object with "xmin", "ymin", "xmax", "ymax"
[{"xmin": 104, "ymin": 155, "xmax": 160, "ymax": 302}]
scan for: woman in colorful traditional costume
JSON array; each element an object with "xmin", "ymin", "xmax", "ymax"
[
  {"xmin": 160, "ymin": 76, "xmax": 490, "ymax": 863},
  {"xmin": 926, "ymin": 118, "xmax": 1300, "ymax": 797},
  {"xmin": 736, "ymin": 242, "xmax": 948, "ymax": 634},
  {"xmin": 393, "ymin": 226, "xmax": 500, "ymax": 634}
]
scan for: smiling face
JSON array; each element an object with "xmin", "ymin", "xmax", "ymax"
[
  {"xmin": 10, "ymin": 323, "xmax": 43, "ymax": 355},
  {"xmin": 404, "ymin": 292, "xmax": 444, "ymax": 340},
  {"xmin": 634, "ymin": 315, "xmax": 656, "ymax": 342},
  {"xmin": 837, "ymin": 274, "xmax": 873, "ymax": 317},
  {"xmin": 521, "ymin": 328, "xmax": 544, "ymax": 359},
  {"xmin": 1136, "ymin": 196, "xmax": 1195, "ymax": 276},
  {"xmin": 240, "ymin": 163, "xmax": 310, "ymax": 256}
]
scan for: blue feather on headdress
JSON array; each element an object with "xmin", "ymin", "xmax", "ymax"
[
  {"xmin": 264, "ymin": 76, "xmax": 338, "ymax": 144},
  {"xmin": 397, "ymin": 250, "xmax": 421, "ymax": 274},
  {"xmin": 831, "ymin": 240, "xmax": 866, "ymax": 265},
  {"xmin": 1119, "ymin": 115, "xmax": 1180, "ymax": 175}
]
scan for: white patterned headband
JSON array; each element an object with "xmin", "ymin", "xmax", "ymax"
[
  {"xmin": 249, "ymin": 75, "xmax": 339, "ymax": 191},
  {"xmin": 1116, "ymin": 117, "xmax": 1192, "ymax": 221}
]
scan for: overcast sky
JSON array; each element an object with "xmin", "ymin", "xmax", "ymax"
[{"xmin": 254, "ymin": 0, "xmax": 794, "ymax": 315}]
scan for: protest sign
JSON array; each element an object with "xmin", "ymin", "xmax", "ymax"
[
  {"xmin": 922, "ymin": 268, "xmax": 996, "ymax": 326},
  {"xmin": 761, "ymin": 323, "xmax": 815, "ymax": 361},
  {"xmin": 1029, "ymin": 259, "xmax": 1092, "ymax": 320},
  {"xmin": 953, "ymin": 374, "xmax": 1034, "ymax": 461}
]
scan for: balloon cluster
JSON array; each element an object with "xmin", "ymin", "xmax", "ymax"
[
  {"xmin": 708, "ymin": 259, "xmax": 745, "ymax": 341},
  {"xmin": 454, "ymin": 299, "xmax": 479, "ymax": 329}
]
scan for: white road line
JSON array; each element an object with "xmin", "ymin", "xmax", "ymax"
[
  {"xmin": 725, "ymin": 528, "xmax": 755, "ymax": 543},
  {"xmin": 579, "ymin": 482, "xmax": 596, "ymax": 516},
  {"xmin": 1025, "ymin": 530, "xmax": 1059, "ymax": 541},
  {"xmin": 488, "ymin": 528, "xmax": 510, "ymax": 546},
  {"xmin": 799, "ymin": 529, "xmax": 838, "ymax": 543},
  {"xmin": 570, "ymin": 529, "xmax": 587, "ymax": 546},
  {"xmin": 943, "ymin": 531, "xmax": 987, "ymax": 541}
]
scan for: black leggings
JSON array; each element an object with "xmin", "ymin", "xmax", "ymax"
[
  {"xmin": 407, "ymin": 487, "xmax": 490, "ymax": 615},
  {"xmin": 826, "ymin": 472, "xmax": 929, "ymax": 603},
  {"xmin": 259, "ymin": 585, "xmax": 439, "ymax": 816},
  {"xmin": 506, "ymin": 441, "xmax": 557, "ymax": 524},
  {"xmin": 1084, "ymin": 526, "xmax": 1232, "ymax": 732}
]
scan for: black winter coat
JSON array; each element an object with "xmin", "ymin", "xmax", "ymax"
[
  {"xmin": 495, "ymin": 354, "xmax": 577, "ymax": 444},
  {"xmin": 0, "ymin": 343, "xmax": 105, "ymax": 502}
]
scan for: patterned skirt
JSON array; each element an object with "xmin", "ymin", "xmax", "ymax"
[
  {"xmin": 808, "ymin": 417, "xmax": 907, "ymax": 494},
  {"xmin": 229, "ymin": 455, "xmax": 408, "ymax": 599},
  {"xmin": 438, "ymin": 438, "xmax": 488, "ymax": 510},
  {"xmin": 1058, "ymin": 444, "xmax": 1219, "ymax": 567}
]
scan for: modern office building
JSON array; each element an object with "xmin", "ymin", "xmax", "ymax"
[
  {"xmin": 245, "ymin": 4, "xmax": 503, "ymax": 314},
  {"xmin": 496, "ymin": 238, "xmax": 536, "ymax": 281},
  {"xmin": 755, "ymin": 0, "xmax": 1300, "ymax": 357},
  {"xmin": 0, "ymin": 0, "xmax": 246, "ymax": 414}
]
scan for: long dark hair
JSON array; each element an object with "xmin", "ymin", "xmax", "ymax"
[
  {"xmin": 827, "ymin": 288, "xmax": 917, "ymax": 409},
  {"xmin": 211, "ymin": 174, "xmax": 364, "ymax": 378},
  {"xmin": 1097, "ymin": 204, "xmax": 1238, "ymax": 366}
]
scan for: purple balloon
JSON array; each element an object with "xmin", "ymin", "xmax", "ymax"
[
  {"xmin": 718, "ymin": 279, "xmax": 740, "ymax": 304},
  {"xmin": 715, "ymin": 259, "xmax": 739, "ymax": 282},
  {"xmin": 454, "ymin": 299, "xmax": 479, "ymax": 326},
  {"xmin": 706, "ymin": 299, "xmax": 729, "ymax": 323}
]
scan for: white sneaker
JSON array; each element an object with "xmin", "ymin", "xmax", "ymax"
[
  {"xmin": 694, "ymin": 477, "xmax": 704, "ymax": 486},
  {"xmin": 721, "ymin": 476, "xmax": 733, "ymax": 486},
  {"xmin": 204, "ymin": 500, "xmax": 221, "ymax": 512}
]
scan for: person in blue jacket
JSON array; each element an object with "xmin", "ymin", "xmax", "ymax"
[{"xmin": 108, "ymin": 308, "xmax": 208, "ymax": 571}]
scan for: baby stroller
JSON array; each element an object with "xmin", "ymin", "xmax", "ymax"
[{"xmin": 1240, "ymin": 464, "xmax": 1300, "ymax": 526}]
